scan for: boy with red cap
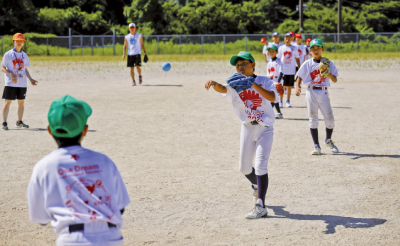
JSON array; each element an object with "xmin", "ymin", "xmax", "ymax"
[
  {"xmin": 293, "ymin": 33, "xmax": 308, "ymax": 67},
  {"xmin": 289, "ymin": 31, "xmax": 296, "ymax": 45},
  {"xmin": 1, "ymin": 33, "xmax": 38, "ymax": 130},
  {"xmin": 122, "ymin": 23, "xmax": 147, "ymax": 86}
]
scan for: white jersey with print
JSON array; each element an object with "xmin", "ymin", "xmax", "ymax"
[
  {"xmin": 264, "ymin": 42, "xmax": 284, "ymax": 62},
  {"xmin": 220, "ymin": 76, "xmax": 278, "ymax": 126},
  {"xmin": 293, "ymin": 43, "xmax": 307, "ymax": 66},
  {"xmin": 296, "ymin": 59, "xmax": 338, "ymax": 87},
  {"xmin": 125, "ymin": 33, "xmax": 142, "ymax": 55},
  {"xmin": 276, "ymin": 45, "xmax": 299, "ymax": 75},
  {"xmin": 27, "ymin": 145, "xmax": 131, "ymax": 236},
  {"xmin": 266, "ymin": 58, "xmax": 283, "ymax": 85},
  {"xmin": 1, "ymin": 49, "xmax": 30, "ymax": 87},
  {"xmin": 306, "ymin": 46, "xmax": 311, "ymax": 60}
]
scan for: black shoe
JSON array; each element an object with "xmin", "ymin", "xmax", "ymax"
[{"xmin": 15, "ymin": 121, "xmax": 29, "ymax": 128}]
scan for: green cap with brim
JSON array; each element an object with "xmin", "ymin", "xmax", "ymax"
[
  {"xmin": 267, "ymin": 44, "xmax": 278, "ymax": 51},
  {"xmin": 48, "ymin": 95, "xmax": 92, "ymax": 138},
  {"xmin": 310, "ymin": 38, "xmax": 323, "ymax": 48},
  {"xmin": 230, "ymin": 51, "xmax": 255, "ymax": 66}
]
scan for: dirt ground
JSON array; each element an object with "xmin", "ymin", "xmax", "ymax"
[{"xmin": 0, "ymin": 58, "xmax": 399, "ymax": 246}]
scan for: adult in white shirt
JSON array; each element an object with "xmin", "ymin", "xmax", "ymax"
[
  {"xmin": 27, "ymin": 95, "xmax": 130, "ymax": 246},
  {"xmin": 122, "ymin": 23, "xmax": 147, "ymax": 86},
  {"xmin": 276, "ymin": 33, "xmax": 300, "ymax": 108},
  {"xmin": 205, "ymin": 51, "xmax": 278, "ymax": 219},
  {"xmin": 1, "ymin": 33, "xmax": 38, "ymax": 130}
]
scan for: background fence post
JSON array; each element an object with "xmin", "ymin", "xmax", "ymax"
[
  {"xmin": 113, "ymin": 28, "xmax": 116, "ymax": 56},
  {"xmin": 356, "ymin": 33, "xmax": 359, "ymax": 52},
  {"xmin": 245, "ymin": 35, "xmax": 247, "ymax": 51},
  {"xmin": 102, "ymin": 35, "xmax": 104, "ymax": 55},
  {"xmin": 201, "ymin": 35, "xmax": 203, "ymax": 54},
  {"xmin": 379, "ymin": 34, "xmax": 381, "ymax": 52},
  {"xmin": 179, "ymin": 35, "xmax": 181, "ymax": 54},
  {"xmin": 69, "ymin": 28, "xmax": 72, "ymax": 56},
  {"xmin": 46, "ymin": 38, "xmax": 49, "ymax": 56},
  {"xmin": 334, "ymin": 34, "xmax": 336, "ymax": 53},
  {"xmin": 223, "ymin": 35, "xmax": 225, "ymax": 54},
  {"xmin": 157, "ymin": 36, "xmax": 159, "ymax": 54},
  {"xmin": 81, "ymin": 35, "xmax": 83, "ymax": 56},
  {"xmin": 91, "ymin": 36, "xmax": 94, "ymax": 56}
]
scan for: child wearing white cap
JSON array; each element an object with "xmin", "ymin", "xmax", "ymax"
[{"xmin": 122, "ymin": 23, "xmax": 147, "ymax": 86}]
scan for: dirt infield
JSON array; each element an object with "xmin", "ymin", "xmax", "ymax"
[{"xmin": 0, "ymin": 58, "xmax": 399, "ymax": 245}]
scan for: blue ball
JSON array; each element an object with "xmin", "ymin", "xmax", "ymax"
[{"xmin": 162, "ymin": 62, "xmax": 171, "ymax": 72}]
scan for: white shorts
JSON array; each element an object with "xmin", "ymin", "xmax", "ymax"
[
  {"xmin": 239, "ymin": 123, "xmax": 274, "ymax": 176},
  {"xmin": 56, "ymin": 227, "xmax": 123, "ymax": 246}
]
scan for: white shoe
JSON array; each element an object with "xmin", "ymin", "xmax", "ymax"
[
  {"xmin": 286, "ymin": 101, "xmax": 292, "ymax": 108},
  {"xmin": 311, "ymin": 145, "xmax": 321, "ymax": 155},
  {"xmin": 275, "ymin": 113, "xmax": 283, "ymax": 119},
  {"xmin": 278, "ymin": 102, "xmax": 283, "ymax": 108},
  {"xmin": 245, "ymin": 204, "xmax": 268, "ymax": 219},
  {"xmin": 325, "ymin": 139, "xmax": 339, "ymax": 153}
]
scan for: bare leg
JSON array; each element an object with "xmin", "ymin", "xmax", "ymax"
[
  {"xmin": 136, "ymin": 66, "xmax": 142, "ymax": 76},
  {"xmin": 17, "ymin": 99, "xmax": 24, "ymax": 121},
  {"xmin": 279, "ymin": 93, "xmax": 283, "ymax": 102},
  {"xmin": 2, "ymin": 100, "xmax": 12, "ymax": 123},
  {"xmin": 130, "ymin": 67, "xmax": 135, "ymax": 81},
  {"xmin": 286, "ymin": 87, "xmax": 292, "ymax": 101}
]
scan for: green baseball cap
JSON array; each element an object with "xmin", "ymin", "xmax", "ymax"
[
  {"xmin": 48, "ymin": 95, "xmax": 92, "ymax": 138},
  {"xmin": 267, "ymin": 44, "xmax": 278, "ymax": 51},
  {"xmin": 230, "ymin": 51, "xmax": 255, "ymax": 66},
  {"xmin": 310, "ymin": 38, "xmax": 323, "ymax": 48}
]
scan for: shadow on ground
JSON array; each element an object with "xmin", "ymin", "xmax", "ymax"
[
  {"xmin": 141, "ymin": 85, "xmax": 183, "ymax": 87},
  {"xmin": 335, "ymin": 152, "xmax": 400, "ymax": 160},
  {"xmin": 267, "ymin": 206, "xmax": 387, "ymax": 234}
]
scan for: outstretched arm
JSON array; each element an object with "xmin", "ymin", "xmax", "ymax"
[
  {"xmin": 205, "ymin": 80, "xmax": 227, "ymax": 93},
  {"xmin": 25, "ymin": 68, "xmax": 38, "ymax": 86},
  {"xmin": 252, "ymin": 83, "xmax": 276, "ymax": 102}
]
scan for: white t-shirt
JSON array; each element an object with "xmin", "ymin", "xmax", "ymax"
[
  {"xmin": 27, "ymin": 145, "xmax": 131, "ymax": 236},
  {"xmin": 296, "ymin": 59, "xmax": 339, "ymax": 87},
  {"xmin": 306, "ymin": 46, "xmax": 311, "ymax": 60},
  {"xmin": 125, "ymin": 33, "xmax": 142, "ymax": 55},
  {"xmin": 266, "ymin": 58, "xmax": 283, "ymax": 85},
  {"xmin": 276, "ymin": 45, "xmax": 299, "ymax": 75},
  {"xmin": 1, "ymin": 49, "xmax": 30, "ymax": 87},
  {"xmin": 293, "ymin": 43, "xmax": 307, "ymax": 66},
  {"xmin": 264, "ymin": 42, "xmax": 284, "ymax": 62},
  {"xmin": 220, "ymin": 76, "xmax": 278, "ymax": 126}
]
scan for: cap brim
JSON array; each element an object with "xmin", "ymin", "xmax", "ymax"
[{"xmin": 230, "ymin": 55, "xmax": 255, "ymax": 66}]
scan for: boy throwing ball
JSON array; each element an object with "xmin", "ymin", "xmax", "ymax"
[
  {"xmin": 27, "ymin": 95, "xmax": 130, "ymax": 245},
  {"xmin": 205, "ymin": 51, "xmax": 278, "ymax": 219},
  {"xmin": 295, "ymin": 39, "xmax": 339, "ymax": 155}
]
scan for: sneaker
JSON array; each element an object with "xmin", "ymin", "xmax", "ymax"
[
  {"xmin": 132, "ymin": 80, "xmax": 136, "ymax": 86},
  {"xmin": 245, "ymin": 204, "xmax": 268, "ymax": 219},
  {"xmin": 275, "ymin": 113, "xmax": 283, "ymax": 119},
  {"xmin": 1, "ymin": 122, "xmax": 8, "ymax": 131},
  {"xmin": 15, "ymin": 121, "xmax": 29, "ymax": 128},
  {"xmin": 139, "ymin": 76, "xmax": 143, "ymax": 84},
  {"xmin": 325, "ymin": 139, "xmax": 339, "ymax": 153},
  {"xmin": 278, "ymin": 101, "xmax": 283, "ymax": 108},
  {"xmin": 311, "ymin": 144, "xmax": 321, "ymax": 155},
  {"xmin": 252, "ymin": 185, "xmax": 258, "ymax": 205},
  {"xmin": 286, "ymin": 101, "xmax": 292, "ymax": 108}
]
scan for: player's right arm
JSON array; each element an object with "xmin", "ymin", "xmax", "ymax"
[
  {"xmin": 205, "ymin": 80, "xmax": 227, "ymax": 93},
  {"xmin": 295, "ymin": 77, "xmax": 302, "ymax": 96},
  {"xmin": 26, "ymin": 169, "xmax": 51, "ymax": 225},
  {"xmin": 122, "ymin": 38, "xmax": 127, "ymax": 60}
]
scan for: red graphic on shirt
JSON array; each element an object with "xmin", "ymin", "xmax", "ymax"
[
  {"xmin": 12, "ymin": 58, "xmax": 24, "ymax": 69},
  {"xmin": 65, "ymin": 177, "xmax": 115, "ymax": 221},
  {"xmin": 268, "ymin": 67, "xmax": 276, "ymax": 77},
  {"xmin": 283, "ymin": 51, "xmax": 292, "ymax": 64},
  {"xmin": 310, "ymin": 69, "xmax": 326, "ymax": 85},
  {"xmin": 240, "ymin": 90, "xmax": 262, "ymax": 110},
  {"xmin": 71, "ymin": 155, "xmax": 79, "ymax": 161},
  {"xmin": 298, "ymin": 49, "xmax": 302, "ymax": 56}
]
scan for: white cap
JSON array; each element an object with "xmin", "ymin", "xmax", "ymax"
[{"xmin": 129, "ymin": 23, "xmax": 136, "ymax": 28}]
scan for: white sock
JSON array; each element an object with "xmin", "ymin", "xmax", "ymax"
[{"xmin": 256, "ymin": 198, "xmax": 263, "ymax": 207}]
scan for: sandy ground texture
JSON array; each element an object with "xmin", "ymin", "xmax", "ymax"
[{"xmin": 0, "ymin": 58, "xmax": 400, "ymax": 246}]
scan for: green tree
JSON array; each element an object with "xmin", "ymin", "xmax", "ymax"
[
  {"xmin": 123, "ymin": 0, "xmax": 165, "ymax": 35},
  {"xmin": 0, "ymin": 0, "xmax": 39, "ymax": 35}
]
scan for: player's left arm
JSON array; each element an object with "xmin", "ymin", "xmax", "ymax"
[
  {"xmin": 140, "ymin": 36, "xmax": 147, "ymax": 55},
  {"xmin": 295, "ymin": 58, "xmax": 300, "ymax": 68},
  {"xmin": 25, "ymin": 68, "xmax": 38, "ymax": 86},
  {"xmin": 327, "ymin": 62, "xmax": 338, "ymax": 82},
  {"xmin": 252, "ymin": 83, "xmax": 276, "ymax": 102}
]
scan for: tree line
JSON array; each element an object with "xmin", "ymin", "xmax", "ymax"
[{"xmin": 0, "ymin": 0, "xmax": 399, "ymax": 36}]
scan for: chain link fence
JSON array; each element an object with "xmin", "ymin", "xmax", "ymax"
[{"xmin": 1, "ymin": 32, "xmax": 399, "ymax": 56}]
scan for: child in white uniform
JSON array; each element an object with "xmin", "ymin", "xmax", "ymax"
[
  {"xmin": 266, "ymin": 44, "xmax": 284, "ymax": 119},
  {"xmin": 205, "ymin": 51, "xmax": 278, "ymax": 219},
  {"xmin": 27, "ymin": 95, "xmax": 130, "ymax": 246}
]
